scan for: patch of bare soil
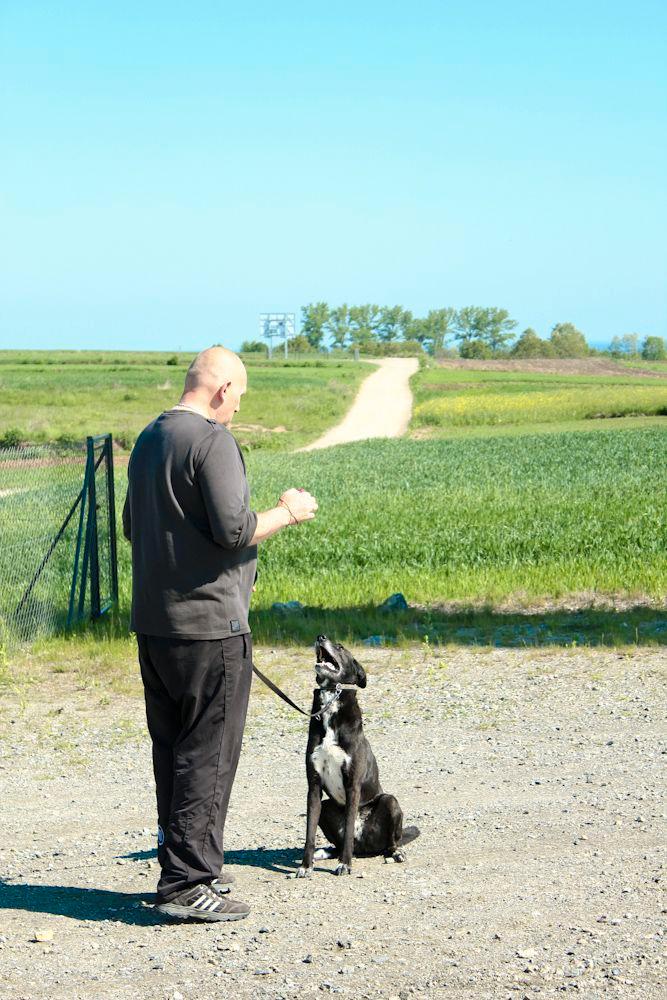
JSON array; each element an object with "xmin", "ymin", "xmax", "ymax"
[
  {"xmin": 0, "ymin": 488, "xmax": 29, "ymax": 499},
  {"xmin": 232, "ymin": 423, "xmax": 288, "ymax": 434},
  {"xmin": 0, "ymin": 644, "xmax": 665, "ymax": 999},
  {"xmin": 435, "ymin": 358, "xmax": 667, "ymax": 379}
]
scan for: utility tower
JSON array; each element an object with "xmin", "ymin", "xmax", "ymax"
[{"xmin": 259, "ymin": 313, "xmax": 295, "ymax": 359}]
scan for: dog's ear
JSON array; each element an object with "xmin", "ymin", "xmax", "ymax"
[{"xmin": 354, "ymin": 659, "xmax": 367, "ymax": 688}]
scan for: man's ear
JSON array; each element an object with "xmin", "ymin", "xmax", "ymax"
[{"xmin": 354, "ymin": 659, "xmax": 367, "ymax": 688}]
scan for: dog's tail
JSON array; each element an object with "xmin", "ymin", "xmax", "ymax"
[{"xmin": 400, "ymin": 825, "xmax": 421, "ymax": 846}]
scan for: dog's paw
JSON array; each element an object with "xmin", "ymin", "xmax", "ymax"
[
  {"xmin": 384, "ymin": 848, "xmax": 406, "ymax": 864},
  {"xmin": 296, "ymin": 865, "xmax": 313, "ymax": 879},
  {"xmin": 333, "ymin": 862, "xmax": 352, "ymax": 876}
]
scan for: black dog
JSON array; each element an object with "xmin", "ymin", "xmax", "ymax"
[{"xmin": 297, "ymin": 635, "xmax": 420, "ymax": 877}]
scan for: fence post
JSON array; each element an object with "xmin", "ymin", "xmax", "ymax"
[
  {"xmin": 68, "ymin": 434, "xmax": 118, "ymax": 627},
  {"xmin": 87, "ymin": 436, "xmax": 101, "ymax": 619},
  {"xmin": 66, "ymin": 457, "xmax": 89, "ymax": 628},
  {"xmin": 105, "ymin": 434, "xmax": 119, "ymax": 606}
]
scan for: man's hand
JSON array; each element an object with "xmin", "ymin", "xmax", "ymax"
[
  {"xmin": 278, "ymin": 488, "xmax": 318, "ymax": 525},
  {"xmin": 249, "ymin": 488, "xmax": 319, "ymax": 545}
]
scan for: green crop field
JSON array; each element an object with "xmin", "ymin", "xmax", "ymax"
[
  {"xmin": 247, "ymin": 427, "xmax": 666, "ymax": 600},
  {"xmin": 411, "ymin": 365, "xmax": 667, "ymax": 432},
  {"xmin": 0, "ymin": 351, "xmax": 368, "ymax": 451},
  {"xmin": 111, "ymin": 426, "xmax": 667, "ymax": 647}
]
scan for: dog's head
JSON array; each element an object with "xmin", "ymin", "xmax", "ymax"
[{"xmin": 314, "ymin": 635, "xmax": 367, "ymax": 689}]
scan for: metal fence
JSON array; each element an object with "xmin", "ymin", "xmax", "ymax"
[{"xmin": 0, "ymin": 434, "xmax": 118, "ymax": 650}]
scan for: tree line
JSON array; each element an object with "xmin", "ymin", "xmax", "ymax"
[{"xmin": 241, "ymin": 303, "xmax": 666, "ymax": 360}]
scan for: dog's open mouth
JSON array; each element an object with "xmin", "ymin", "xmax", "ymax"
[{"xmin": 314, "ymin": 637, "xmax": 343, "ymax": 681}]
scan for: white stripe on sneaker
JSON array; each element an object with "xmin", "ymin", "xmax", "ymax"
[{"xmin": 193, "ymin": 895, "xmax": 208, "ymax": 909}]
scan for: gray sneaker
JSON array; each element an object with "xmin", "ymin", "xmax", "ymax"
[
  {"xmin": 210, "ymin": 870, "xmax": 236, "ymax": 894},
  {"xmin": 155, "ymin": 883, "xmax": 250, "ymax": 922}
]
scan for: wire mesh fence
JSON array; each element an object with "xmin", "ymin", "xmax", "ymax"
[{"xmin": 0, "ymin": 435, "xmax": 118, "ymax": 653}]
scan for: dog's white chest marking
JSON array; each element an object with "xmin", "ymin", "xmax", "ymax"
[{"xmin": 311, "ymin": 715, "xmax": 350, "ymax": 806}]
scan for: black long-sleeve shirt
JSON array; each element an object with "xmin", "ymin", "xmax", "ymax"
[{"xmin": 122, "ymin": 410, "xmax": 258, "ymax": 639}]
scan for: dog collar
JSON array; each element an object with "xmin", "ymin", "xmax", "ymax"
[
  {"xmin": 312, "ymin": 682, "xmax": 359, "ymax": 720},
  {"xmin": 312, "ymin": 682, "xmax": 359, "ymax": 695}
]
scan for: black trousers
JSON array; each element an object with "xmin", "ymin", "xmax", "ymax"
[{"xmin": 137, "ymin": 632, "xmax": 252, "ymax": 901}]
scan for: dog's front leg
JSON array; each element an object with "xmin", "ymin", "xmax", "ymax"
[
  {"xmin": 335, "ymin": 779, "xmax": 361, "ymax": 876},
  {"xmin": 297, "ymin": 774, "xmax": 322, "ymax": 877}
]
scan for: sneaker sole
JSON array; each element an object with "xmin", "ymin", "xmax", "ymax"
[{"xmin": 155, "ymin": 902, "xmax": 249, "ymax": 922}]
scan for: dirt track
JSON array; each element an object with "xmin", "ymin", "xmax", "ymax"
[
  {"xmin": 0, "ymin": 644, "xmax": 665, "ymax": 999},
  {"xmin": 299, "ymin": 358, "xmax": 419, "ymax": 450}
]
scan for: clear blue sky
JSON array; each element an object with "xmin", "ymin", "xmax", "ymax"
[{"xmin": 1, "ymin": 1, "xmax": 665, "ymax": 352}]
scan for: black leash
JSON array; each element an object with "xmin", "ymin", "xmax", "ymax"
[{"xmin": 251, "ymin": 662, "xmax": 345, "ymax": 720}]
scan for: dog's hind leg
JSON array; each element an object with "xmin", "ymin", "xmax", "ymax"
[{"xmin": 384, "ymin": 795, "xmax": 407, "ymax": 862}]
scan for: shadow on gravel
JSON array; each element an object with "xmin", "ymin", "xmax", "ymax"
[
  {"xmin": 121, "ymin": 846, "xmax": 302, "ymax": 874},
  {"xmin": 248, "ymin": 602, "xmax": 667, "ymax": 649},
  {"xmin": 0, "ymin": 880, "xmax": 162, "ymax": 925},
  {"xmin": 219, "ymin": 847, "xmax": 303, "ymax": 873}
]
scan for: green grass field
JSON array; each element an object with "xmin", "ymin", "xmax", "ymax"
[
  {"xmin": 411, "ymin": 365, "xmax": 667, "ymax": 431},
  {"xmin": 247, "ymin": 427, "xmax": 666, "ymax": 596},
  {"xmin": 0, "ymin": 351, "xmax": 369, "ymax": 451},
  {"xmin": 115, "ymin": 427, "xmax": 667, "ymax": 647},
  {"xmin": 620, "ymin": 359, "xmax": 667, "ymax": 374}
]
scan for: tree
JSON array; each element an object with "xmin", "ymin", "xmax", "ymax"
[
  {"xmin": 549, "ymin": 322, "xmax": 590, "ymax": 358},
  {"xmin": 328, "ymin": 304, "xmax": 350, "ymax": 349},
  {"xmin": 240, "ymin": 340, "xmax": 266, "ymax": 353},
  {"xmin": 398, "ymin": 309, "xmax": 416, "ymax": 341},
  {"xmin": 287, "ymin": 334, "xmax": 315, "ymax": 353},
  {"xmin": 642, "ymin": 335, "xmax": 666, "ymax": 361},
  {"xmin": 609, "ymin": 334, "xmax": 641, "ymax": 358},
  {"xmin": 453, "ymin": 306, "xmax": 484, "ymax": 346},
  {"xmin": 453, "ymin": 306, "xmax": 517, "ymax": 355},
  {"xmin": 413, "ymin": 308, "xmax": 457, "ymax": 355},
  {"xmin": 460, "ymin": 338, "xmax": 493, "ymax": 359},
  {"xmin": 511, "ymin": 328, "xmax": 554, "ymax": 358},
  {"xmin": 619, "ymin": 333, "xmax": 640, "ymax": 356},
  {"xmin": 609, "ymin": 335, "xmax": 623, "ymax": 358},
  {"xmin": 348, "ymin": 304, "xmax": 382, "ymax": 346},
  {"xmin": 300, "ymin": 302, "xmax": 330, "ymax": 349},
  {"xmin": 478, "ymin": 307, "xmax": 517, "ymax": 354},
  {"xmin": 378, "ymin": 305, "xmax": 413, "ymax": 343}
]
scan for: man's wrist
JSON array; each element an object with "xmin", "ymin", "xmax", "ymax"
[{"xmin": 277, "ymin": 502, "xmax": 294, "ymax": 526}]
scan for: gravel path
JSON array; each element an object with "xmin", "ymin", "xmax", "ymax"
[
  {"xmin": 0, "ymin": 644, "xmax": 665, "ymax": 999},
  {"xmin": 299, "ymin": 358, "xmax": 419, "ymax": 450}
]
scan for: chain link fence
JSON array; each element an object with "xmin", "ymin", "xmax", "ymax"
[{"xmin": 0, "ymin": 435, "xmax": 118, "ymax": 652}]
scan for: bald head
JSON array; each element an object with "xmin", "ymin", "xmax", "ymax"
[
  {"xmin": 184, "ymin": 346, "xmax": 245, "ymax": 394},
  {"xmin": 180, "ymin": 346, "xmax": 247, "ymax": 426}
]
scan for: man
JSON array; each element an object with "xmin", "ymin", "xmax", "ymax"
[{"xmin": 122, "ymin": 346, "xmax": 318, "ymax": 921}]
